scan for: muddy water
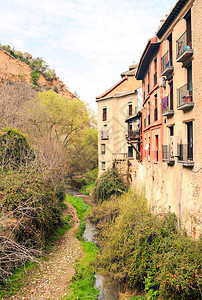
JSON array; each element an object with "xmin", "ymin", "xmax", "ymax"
[{"xmin": 83, "ymin": 219, "xmax": 119, "ymax": 300}]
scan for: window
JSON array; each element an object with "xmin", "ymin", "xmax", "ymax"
[
  {"xmin": 128, "ymin": 146, "xmax": 133, "ymax": 158},
  {"xmin": 169, "ymin": 80, "xmax": 173, "ymax": 110},
  {"xmin": 169, "ymin": 126, "xmax": 174, "ymax": 136},
  {"xmin": 102, "ymin": 162, "xmax": 106, "ymax": 170},
  {"xmin": 186, "ymin": 11, "xmax": 192, "ymax": 48},
  {"xmin": 148, "ymin": 102, "xmax": 150, "ymax": 125},
  {"xmin": 154, "ymin": 95, "xmax": 158, "ymax": 121},
  {"xmin": 128, "ymin": 103, "xmax": 132, "ymax": 116},
  {"xmin": 187, "ymin": 121, "xmax": 193, "ymax": 160},
  {"xmin": 128, "ymin": 122, "xmax": 132, "ymax": 135},
  {"xmin": 187, "ymin": 64, "xmax": 192, "ymax": 95},
  {"xmin": 103, "ymin": 107, "xmax": 107, "ymax": 121},
  {"xmin": 154, "ymin": 58, "xmax": 157, "ymax": 86},
  {"xmin": 102, "ymin": 125, "xmax": 108, "ymax": 139},
  {"xmin": 147, "ymin": 70, "xmax": 150, "ymax": 93},
  {"xmin": 168, "ymin": 34, "xmax": 173, "ymax": 64},
  {"xmin": 101, "ymin": 144, "xmax": 105, "ymax": 154},
  {"xmin": 155, "ymin": 135, "xmax": 159, "ymax": 162}
]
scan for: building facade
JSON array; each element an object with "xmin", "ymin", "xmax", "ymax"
[
  {"xmin": 96, "ymin": 0, "xmax": 201, "ymax": 237},
  {"xmin": 96, "ymin": 65, "xmax": 142, "ymax": 183},
  {"xmin": 135, "ymin": 0, "xmax": 202, "ymax": 237}
]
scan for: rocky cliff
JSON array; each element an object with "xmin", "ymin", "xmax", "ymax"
[{"xmin": 0, "ymin": 49, "xmax": 75, "ymax": 98}]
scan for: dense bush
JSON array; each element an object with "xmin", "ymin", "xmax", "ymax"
[
  {"xmin": 90, "ymin": 190, "xmax": 202, "ymax": 299},
  {"xmin": 93, "ymin": 168, "xmax": 128, "ymax": 203},
  {"xmin": 0, "ymin": 169, "xmax": 63, "ymax": 245},
  {"xmin": 0, "ymin": 128, "xmax": 35, "ymax": 171}
]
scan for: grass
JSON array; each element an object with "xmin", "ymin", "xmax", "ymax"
[
  {"xmin": 65, "ymin": 194, "xmax": 91, "ymax": 221},
  {"xmin": 64, "ymin": 194, "xmax": 99, "ymax": 300},
  {"xmin": 78, "ymin": 167, "xmax": 98, "ymax": 195},
  {"xmin": 79, "ymin": 178, "xmax": 95, "ymax": 195},
  {"xmin": 84, "ymin": 168, "xmax": 98, "ymax": 180},
  {"xmin": 0, "ymin": 261, "xmax": 39, "ymax": 299}
]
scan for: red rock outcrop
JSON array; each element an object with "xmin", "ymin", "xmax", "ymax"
[{"xmin": 0, "ymin": 49, "xmax": 75, "ymax": 98}]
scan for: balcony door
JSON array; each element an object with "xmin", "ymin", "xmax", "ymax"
[
  {"xmin": 186, "ymin": 12, "xmax": 192, "ymax": 47},
  {"xmin": 169, "ymin": 80, "xmax": 173, "ymax": 110},
  {"xmin": 187, "ymin": 64, "xmax": 192, "ymax": 96},
  {"xmin": 187, "ymin": 121, "xmax": 193, "ymax": 160},
  {"xmin": 168, "ymin": 34, "xmax": 173, "ymax": 65}
]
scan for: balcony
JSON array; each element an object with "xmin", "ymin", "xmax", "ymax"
[
  {"xmin": 126, "ymin": 130, "xmax": 140, "ymax": 141},
  {"xmin": 162, "ymin": 95, "xmax": 174, "ymax": 117},
  {"xmin": 162, "ymin": 145, "xmax": 175, "ymax": 164},
  {"xmin": 112, "ymin": 153, "xmax": 127, "ymax": 161},
  {"xmin": 101, "ymin": 130, "xmax": 109, "ymax": 140},
  {"xmin": 176, "ymin": 30, "xmax": 193, "ymax": 62},
  {"xmin": 177, "ymin": 84, "xmax": 194, "ymax": 110},
  {"xmin": 161, "ymin": 51, "xmax": 173, "ymax": 76},
  {"xmin": 178, "ymin": 144, "xmax": 194, "ymax": 167},
  {"xmin": 153, "ymin": 72, "xmax": 157, "ymax": 86}
]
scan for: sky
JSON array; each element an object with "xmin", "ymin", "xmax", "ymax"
[{"xmin": 0, "ymin": 0, "xmax": 177, "ymax": 112}]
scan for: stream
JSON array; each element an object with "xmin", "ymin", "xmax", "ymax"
[
  {"xmin": 83, "ymin": 219, "xmax": 119, "ymax": 300},
  {"xmin": 69, "ymin": 189, "xmax": 119, "ymax": 299}
]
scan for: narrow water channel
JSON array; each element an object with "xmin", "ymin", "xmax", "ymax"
[
  {"xmin": 83, "ymin": 219, "xmax": 119, "ymax": 300},
  {"xmin": 69, "ymin": 189, "xmax": 119, "ymax": 299}
]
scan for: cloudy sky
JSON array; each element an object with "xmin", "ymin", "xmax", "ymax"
[{"xmin": 0, "ymin": 0, "xmax": 177, "ymax": 111}]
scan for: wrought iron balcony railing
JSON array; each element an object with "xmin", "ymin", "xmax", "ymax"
[
  {"xmin": 178, "ymin": 143, "xmax": 193, "ymax": 164},
  {"xmin": 162, "ymin": 145, "xmax": 175, "ymax": 163},
  {"xmin": 162, "ymin": 95, "xmax": 174, "ymax": 116},
  {"xmin": 161, "ymin": 51, "xmax": 173, "ymax": 76},
  {"xmin": 176, "ymin": 30, "xmax": 193, "ymax": 61},
  {"xmin": 127, "ymin": 130, "xmax": 140, "ymax": 140},
  {"xmin": 177, "ymin": 84, "xmax": 193, "ymax": 110}
]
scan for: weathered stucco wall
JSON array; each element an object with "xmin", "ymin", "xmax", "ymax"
[{"xmin": 134, "ymin": 161, "xmax": 202, "ymax": 237}]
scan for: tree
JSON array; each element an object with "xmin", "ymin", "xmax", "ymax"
[
  {"xmin": 0, "ymin": 81, "xmax": 35, "ymax": 129},
  {"xmin": 68, "ymin": 127, "xmax": 98, "ymax": 174},
  {"xmin": 31, "ymin": 70, "xmax": 40, "ymax": 85}
]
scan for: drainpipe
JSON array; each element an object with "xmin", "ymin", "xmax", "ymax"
[{"xmin": 179, "ymin": 166, "xmax": 183, "ymax": 228}]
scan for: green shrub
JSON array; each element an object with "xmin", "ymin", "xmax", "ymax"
[
  {"xmin": 90, "ymin": 190, "xmax": 202, "ymax": 299},
  {"xmin": 93, "ymin": 168, "xmax": 128, "ymax": 202},
  {"xmin": 0, "ymin": 169, "xmax": 63, "ymax": 246},
  {"xmin": 31, "ymin": 70, "xmax": 40, "ymax": 85},
  {"xmin": 0, "ymin": 128, "xmax": 35, "ymax": 171}
]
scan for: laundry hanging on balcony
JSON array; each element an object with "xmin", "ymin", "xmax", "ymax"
[{"xmin": 163, "ymin": 96, "xmax": 168, "ymax": 108}]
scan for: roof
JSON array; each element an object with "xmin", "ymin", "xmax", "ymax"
[
  {"xmin": 136, "ymin": 36, "xmax": 160, "ymax": 80},
  {"xmin": 121, "ymin": 64, "xmax": 138, "ymax": 77},
  {"xmin": 157, "ymin": 0, "xmax": 190, "ymax": 39},
  {"xmin": 96, "ymin": 89, "xmax": 138, "ymax": 102},
  {"xmin": 96, "ymin": 77, "xmax": 128, "ymax": 100}
]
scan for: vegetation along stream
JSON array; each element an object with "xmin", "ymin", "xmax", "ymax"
[{"xmin": 69, "ymin": 189, "xmax": 119, "ymax": 300}]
